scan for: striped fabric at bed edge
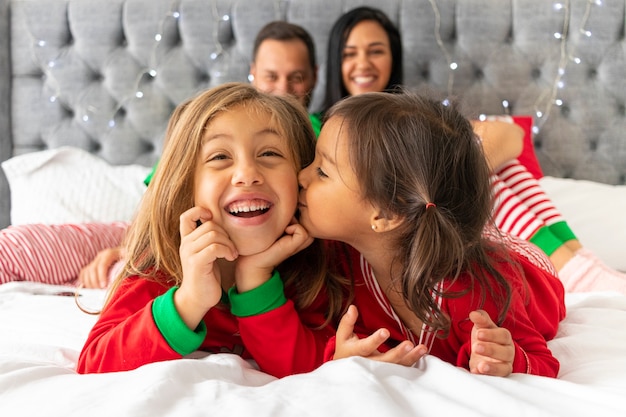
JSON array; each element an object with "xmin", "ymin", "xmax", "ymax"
[{"xmin": 0, "ymin": 222, "xmax": 129, "ymax": 285}]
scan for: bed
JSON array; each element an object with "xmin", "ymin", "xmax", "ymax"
[{"xmin": 1, "ymin": 0, "xmax": 626, "ymax": 416}]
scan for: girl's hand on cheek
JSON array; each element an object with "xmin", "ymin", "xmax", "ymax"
[
  {"xmin": 175, "ymin": 206, "xmax": 238, "ymax": 329},
  {"xmin": 235, "ymin": 218, "xmax": 313, "ymax": 293}
]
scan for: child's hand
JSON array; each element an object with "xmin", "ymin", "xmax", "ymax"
[
  {"xmin": 333, "ymin": 305, "xmax": 428, "ymax": 367},
  {"xmin": 79, "ymin": 246, "xmax": 123, "ymax": 289},
  {"xmin": 469, "ymin": 310, "xmax": 515, "ymax": 376},
  {"xmin": 176, "ymin": 206, "xmax": 238, "ymax": 328},
  {"xmin": 234, "ymin": 218, "xmax": 313, "ymax": 292}
]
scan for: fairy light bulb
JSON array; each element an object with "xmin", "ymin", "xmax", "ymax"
[{"xmin": 27, "ymin": 0, "xmax": 607, "ymax": 146}]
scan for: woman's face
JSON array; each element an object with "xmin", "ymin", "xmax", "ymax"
[
  {"xmin": 341, "ymin": 20, "xmax": 393, "ymax": 96},
  {"xmin": 298, "ymin": 116, "xmax": 374, "ymax": 246},
  {"xmin": 194, "ymin": 105, "xmax": 299, "ymax": 256}
]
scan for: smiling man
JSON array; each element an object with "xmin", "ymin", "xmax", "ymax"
[{"xmin": 249, "ymin": 21, "xmax": 322, "ymax": 135}]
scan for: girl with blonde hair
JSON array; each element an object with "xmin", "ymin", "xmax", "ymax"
[{"xmin": 77, "ymin": 83, "xmax": 344, "ymax": 378}]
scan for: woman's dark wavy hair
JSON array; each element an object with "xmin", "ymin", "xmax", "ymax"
[
  {"xmin": 322, "ymin": 6, "xmax": 403, "ymax": 111},
  {"xmin": 326, "ymin": 90, "xmax": 513, "ymax": 335}
]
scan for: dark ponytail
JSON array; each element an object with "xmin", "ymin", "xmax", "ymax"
[{"xmin": 327, "ymin": 91, "xmax": 513, "ymax": 334}]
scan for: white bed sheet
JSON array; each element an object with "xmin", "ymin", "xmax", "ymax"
[
  {"xmin": 0, "ymin": 282, "xmax": 625, "ymax": 417},
  {"xmin": 1, "ymin": 175, "xmax": 625, "ymax": 416},
  {"xmin": 539, "ymin": 176, "xmax": 626, "ymax": 272}
]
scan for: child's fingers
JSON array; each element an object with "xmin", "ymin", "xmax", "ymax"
[
  {"xmin": 180, "ymin": 218, "xmax": 238, "ymax": 262},
  {"xmin": 469, "ymin": 309, "xmax": 496, "ymax": 329},
  {"xmin": 335, "ymin": 306, "xmax": 390, "ymax": 358},
  {"xmin": 179, "ymin": 207, "xmax": 213, "ymax": 237},
  {"xmin": 347, "ymin": 330, "xmax": 390, "ymax": 358},
  {"xmin": 378, "ymin": 342, "xmax": 428, "ymax": 367},
  {"xmin": 475, "ymin": 327, "xmax": 513, "ymax": 346},
  {"xmin": 251, "ymin": 223, "xmax": 313, "ymax": 269},
  {"xmin": 196, "ymin": 240, "xmax": 239, "ymax": 262},
  {"xmin": 473, "ymin": 359, "xmax": 513, "ymax": 377},
  {"xmin": 280, "ymin": 223, "xmax": 314, "ymax": 253},
  {"xmin": 472, "ymin": 340, "xmax": 514, "ymax": 363},
  {"xmin": 335, "ymin": 305, "xmax": 359, "ymax": 343}
]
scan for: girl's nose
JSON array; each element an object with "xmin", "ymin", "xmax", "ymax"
[
  {"xmin": 232, "ymin": 161, "xmax": 262, "ymax": 186},
  {"xmin": 298, "ymin": 165, "xmax": 310, "ymax": 188}
]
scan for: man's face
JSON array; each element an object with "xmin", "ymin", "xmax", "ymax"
[{"xmin": 250, "ymin": 39, "xmax": 317, "ymax": 108}]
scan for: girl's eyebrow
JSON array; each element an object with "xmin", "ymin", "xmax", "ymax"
[
  {"xmin": 344, "ymin": 41, "xmax": 387, "ymax": 48},
  {"xmin": 203, "ymin": 128, "xmax": 280, "ymax": 143},
  {"xmin": 318, "ymin": 148, "xmax": 335, "ymax": 166},
  {"xmin": 258, "ymin": 128, "xmax": 281, "ymax": 137}
]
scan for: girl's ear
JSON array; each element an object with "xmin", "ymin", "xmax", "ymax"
[{"xmin": 370, "ymin": 210, "xmax": 404, "ymax": 233}]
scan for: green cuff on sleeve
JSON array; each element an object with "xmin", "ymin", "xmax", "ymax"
[
  {"xmin": 529, "ymin": 226, "xmax": 563, "ymax": 257},
  {"xmin": 143, "ymin": 162, "xmax": 158, "ymax": 186},
  {"xmin": 228, "ymin": 270, "xmax": 286, "ymax": 317},
  {"xmin": 152, "ymin": 286, "xmax": 207, "ymax": 356},
  {"xmin": 548, "ymin": 221, "xmax": 577, "ymax": 243},
  {"xmin": 309, "ymin": 112, "xmax": 323, "ymax": 137}
]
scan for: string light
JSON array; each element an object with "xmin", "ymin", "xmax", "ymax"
[
  {"xmin": 25, "ymin": 0, "xmax": 603, "ymax": 145},
  {"xmin": 23, "ymin": 0, "xmax": 231, "ymax": 139},
  {"xmin": 423, "ymin": 0, "xmax": 603, "ymax": 135},
  {"xmin": 427, "ymin": 0, "xmax": 456, "ymax": 97},
  {"xmin": 531, "ymin": 0, "xmax": 601, "ymax": 135}
]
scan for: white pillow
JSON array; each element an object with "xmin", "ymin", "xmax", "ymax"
[
  {"xmin": 2, "ymin": 147, "xmax": 151, "ymax": 225},
  {"xmin": 540, "ymin": 176, "xmax": 626, "ymax": 272}
]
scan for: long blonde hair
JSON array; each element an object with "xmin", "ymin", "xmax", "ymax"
[{"xmin": 109, "ymin": 83, "xmax": 345, "ymax": 319}]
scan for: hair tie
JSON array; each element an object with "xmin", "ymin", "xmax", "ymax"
[{"xmin": 425, "ymin": 202, "xmax": 436, "ymax": 209}]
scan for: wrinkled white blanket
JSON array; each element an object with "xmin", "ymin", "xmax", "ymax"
[{"xmin": 0, "ymin": 282, "xmax": 625, "ymax": 417}]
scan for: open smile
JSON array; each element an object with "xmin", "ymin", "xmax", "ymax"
[{"xmin": 227, "ymin": 199, "xmax": 272, "ymax": 218}]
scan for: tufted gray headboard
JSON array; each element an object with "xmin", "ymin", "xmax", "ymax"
[{"xmin": 1, "ymin": 0, "xmax": 625, "ymax": 228}]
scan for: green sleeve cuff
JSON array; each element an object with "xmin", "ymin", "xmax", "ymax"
[
  {"xmin": 152, "ymin": 286, "xmax": 207, "ymax": 356},
  {"xmin": 143, "ymin": 162, "xmax": 158, "ymax": 186},
  {"xmin": 228, "ymin": 270, "xmax": 286, "ymax": 317},
  {"xmin": 309, "ymin": 112, "xmax": 322, "ymax": 138}
]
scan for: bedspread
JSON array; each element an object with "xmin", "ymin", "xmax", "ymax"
[{"xmin": 0, "ymin": 282, "xmax": 625, "ymax": 417}]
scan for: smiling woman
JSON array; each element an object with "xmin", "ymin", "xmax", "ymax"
[
  {"xmin": 322, "ymin": 6, "xmax": 402, "ymax": 112},
  {"xmin": 340, "ymin": 19, "xmax": 393, "ymax": 97},
  {"xmin": 76, "ymin": 82, "xmax": 346, "ymax": 378}
]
